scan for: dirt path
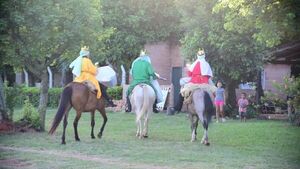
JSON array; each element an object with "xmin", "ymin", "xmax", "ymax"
[{"xmin": 0, "ymin": 145, "xmax": 171, "ymax": 169}]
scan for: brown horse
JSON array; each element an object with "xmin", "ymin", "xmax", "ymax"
[{"xmin": 49, "ymin": 82, "xmax": 107, "ymax": 144}]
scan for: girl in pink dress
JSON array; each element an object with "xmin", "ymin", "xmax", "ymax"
[{"xmin": 238, "ymin": 93, "xmax": 249, "ymax": 122}]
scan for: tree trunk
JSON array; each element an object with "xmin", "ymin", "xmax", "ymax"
[
  {"xmin": 0, "ymin": 75, "xmax": 9, "ymax": 121},
  {"xmin": 256, "ymin": 70, "xmax": 264, "ymax": 105},
  {"xmin": 225, "ymin": 80, "xmax": 239, "ymax": 115},
  {"xmin": 38, "ymin": 69, "xmax": 49, "ymax": 131}
]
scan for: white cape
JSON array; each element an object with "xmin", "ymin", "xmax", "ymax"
[
  {"xmin": 96, "ymin": 66, "xmax": 117, "ymax": 87},
  {"xmin": 189, "ymin": 58, "xmax": 213, "ymax": 77}
]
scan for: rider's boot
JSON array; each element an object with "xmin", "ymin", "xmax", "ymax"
[
  {"xmin": 125, "ymin": 95, "xmax": 132, "ymax": 112},
  {"xmin": 153, "ymin": 99, "xmax": 159, "ymax": 113}
]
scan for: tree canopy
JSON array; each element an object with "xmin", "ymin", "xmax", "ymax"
[
  {"xmin": 101, "ymin": 0, "xmax": 181, "ymax": 69},
  {"xmin": 175, "ymin": 0, "xmax": 300, "ymax": 106},
  {"xmin": 0, "ymin": 0, "xmax": 110, "ymax": 129}
]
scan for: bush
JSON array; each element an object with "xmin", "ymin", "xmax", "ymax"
[
  {"xmin": 273, "ymin": 76, "xmax": 300, "ymax": 125},
  {"xmin": 107, "ymin": 86, "xmax": 123, "ymax": 100},
  {"xmin": 8, "ymin": 86, "xmax": 63, "ymax": 108},
  {"xmin": 19, "ymin": 98, "xmax": 41, "ymax": 130},
  {"xmin": 4, "ymin": 82, "xmax": 21, "ymax": 121}
]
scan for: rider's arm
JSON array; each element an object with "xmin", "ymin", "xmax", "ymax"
[{"xmin": 146, "ymin": 63, "xmax": 157, "ymax": 80}]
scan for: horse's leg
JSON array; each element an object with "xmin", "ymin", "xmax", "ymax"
[
  {"xmin": 90, "ymin": 111, "xmax": 95, "ymax": 139},
  {"xmin": 196, "ymin": 109, "xmax": 210, "ymax": 145},
  {"xmin": 136, "ymin": 111, "xmax": 143, "ymax": 139},
  {"xmin": 61, "ymin": 112, "xmax": 69, "ymax": 144},
  {"xmin": 61, "ymin": 106, "xmax": 71, "ymax": 144},
  {"xmin": 97, "ymin": 108, "xmax": 107, "ymax": 139},
  {"xmin": 73, "ymin": 111, "xmax": 82, "ymax": 141},
  {"xmin": 190, "ymin": 114, "xmax": 198, "ymax": 142},
  {"xmin": 138, "ymin": 118, "xmax": 143, "ymax": 139},
  {"xmin": 143, "ymin": 111, "xmax": 149, "ymax": 138},
  {"xmin": 201, "ymin": 119, "xmax": 210, "ymax": 146},
  {"xmin": 136, "ymin": 117, "xmax": 141, "ymax": 137}
]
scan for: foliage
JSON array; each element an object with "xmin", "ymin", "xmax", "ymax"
[
  {"xmin": 273, "ymin": 76, "xmax": 300, "ymax": 109},
  {"xmin": 19, "ymin": 98, "xmax": 41, "ymax": 130},
  {"xmin": 0, "ymin": 0, "xmax": 111, "ymax": 131},
  {"xmin": 4, "ymin": 86, "xmax": 62, "ymax": 108},
  {"xmin": 261, "ymin": 91, "xmax": 286, "ymax": 108},
  {"xmin": 3, "ymin": 81, "xmax": 21, "ymax": 120},
  {"xmin": 247, "ymin": 104, "xmax": 258, "ymax": 118},
  {"xmin": 101, "ymin": 0, "xmax": 181, "ymax": 70},
  {"xmin": 107, "ymin": 86, "xmax": 123, "ymax": 100},
  {"xmin": 272, "ymin": 76, "xmax": 300, "ymax": 126},
  {"xmin": 175, "ymin": 0, "xmax": 300, "ymax": 107},
  {"xmin": 213, "ymin": 0, "xmax": 300, "ymax": 48}
]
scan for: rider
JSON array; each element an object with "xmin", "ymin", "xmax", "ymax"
[
  {"xmin": 69, "ymin": 46, "xmax": 102, "ymax": 99},
  {"xmin": 169, "ymin": 49, "xmax": 214, "ymax": 114},
  {"xmin": 69, "ymin": 47, "xmax": 117, "ymax": 107},
  {"xmin": 125, "ymin": 50, "xmax": 159, "ymax": 113}
]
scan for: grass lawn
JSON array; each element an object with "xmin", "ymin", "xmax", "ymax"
[{"xmin": 1, "ymin": 108, "xmax": 300, "ymax": 169}]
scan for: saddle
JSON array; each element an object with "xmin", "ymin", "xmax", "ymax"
[
  {"xmin": 83, "ymin": 80, "xmax": 97, "ymax": 93},
  {"xmin": 181, "ymin": 83, "xmax": 217, "ymax": 105}
]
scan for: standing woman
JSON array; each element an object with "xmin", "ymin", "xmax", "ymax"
[{"xmin": 215, "ymin": 81, "xmax": 226, "ymax": 122}]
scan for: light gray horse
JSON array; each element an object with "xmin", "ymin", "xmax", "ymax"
[
  {"xmin": 130, "ymin": 84, "xmax": 156, "ymax": 139},
  {"xmin": 187, "ymin": 89, "xmax": 214, "ymax": 145}
]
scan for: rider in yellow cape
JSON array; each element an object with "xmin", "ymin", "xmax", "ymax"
[{"xmin": 69, "ymin": 46, "xmax": 102, "ymax": 99}]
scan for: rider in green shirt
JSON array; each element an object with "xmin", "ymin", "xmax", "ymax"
[{"xmin": 125, "ymin": 50, "xmax": 157, "ymax": 112}]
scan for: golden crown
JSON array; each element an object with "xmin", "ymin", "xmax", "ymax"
[
  {"xmin": 140, "ymin": 49, "xmax": 146, "ymax": 56},
  {"xmin": 81, "ymin": 46, "xmax": 89, "ymax": 51},
  {"xmin": 197, "ymin": 48, "xmax": 205, "ymax": 55}
]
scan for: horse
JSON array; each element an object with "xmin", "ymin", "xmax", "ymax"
[
  {"xmin": 186, "ymin": 89, "xmax": 214, "ymax": 145},
  {"xmin": 49, "ymin": 82, "xmax": 108, "ymax": 144},
  {"xmin": 130, "ymin": 84, "xmax": 156, "ymax": 139}
]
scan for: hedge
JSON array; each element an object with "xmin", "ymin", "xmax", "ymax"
[{"xmin": 5, "ymin": 85, "xmax": 123, "ymax": 108}]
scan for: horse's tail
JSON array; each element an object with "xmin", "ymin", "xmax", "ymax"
[
  {"xmin": 203, "ymin": 91, "xmax": 214, "ymax": 129},
  {"xmin": 49, "ymin": 85, "xmax": 72, "ymax": 135},
  {"xmin": 136, "ymin": 85, "xmax": 150, "ymax": 122}
]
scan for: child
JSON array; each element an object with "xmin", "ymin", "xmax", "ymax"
[
  {"xmin": 215, "ymin": 81, "xmax": 226, "ymax": 123},
  {"xmin": 238, "ymin": 93, "xmax": 249, "ymax": 122}
]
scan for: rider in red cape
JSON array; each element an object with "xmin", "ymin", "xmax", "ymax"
[{"xmin": 169, "ymin": 49, "xmax": 214, "ymax": 114}]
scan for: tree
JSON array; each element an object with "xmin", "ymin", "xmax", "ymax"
[
  {"xmin": 0, "ymin": 0, "xmax": 9, "ymax": 121},
  {"xmin": 1, "ymin": 0, "xmax": 109, "ymax": 131},
  {"xmin": 176, "ymin": 0, "xmax": 300, "ymax": 107},
  {"xmin": 0, "ymin": 76, "xmax": 8, "ymax": 121},
  {"xmin": 101, "ymin": 0, "xmax": 181, "ymax": 73}
]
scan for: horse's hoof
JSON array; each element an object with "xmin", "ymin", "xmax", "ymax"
[
  {"xmin": 143, "ymin": 135, "xmax": 148, "ymax": 138},
  {"xmin": 91, "ymin": 136, "xmax": 95, "ymax": 139},
  {"xmin": 191, "ymin": 139, "xmax": 196, "ymax": 142},
  {"xmin": 205, "ymin": 142, "xmax": 210, "ymax": 146},
  {"xmin": 75, "ymin": 138, "xmax": 80, "ymax": 141},
  {"xmin": 61, "ymin": 141, "xmax": 66, "ymax": 145},
  {"xmin": 97, "ymin": 133, "xmax": 102, "ymax": 139}
]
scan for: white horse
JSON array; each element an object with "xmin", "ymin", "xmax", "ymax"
[
  {"xmin": 187, "ymin": 89, "xmax": 214, "ymax": 145},
  {"xmin": 130, "ymin": 84, "xmax": 156, "ymax": 139}
]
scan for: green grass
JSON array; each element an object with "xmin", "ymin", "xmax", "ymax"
[{"xmin": 1, "ymin": 108, "xmax": 300, "ymax": 169}]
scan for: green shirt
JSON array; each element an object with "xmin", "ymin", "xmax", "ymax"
[{"xmin": 127, "ymin": 59, "xmax": 156, "ymax": 96}]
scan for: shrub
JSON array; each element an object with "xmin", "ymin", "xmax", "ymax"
[
  {"xmin": 107, "ymin": 86, "xmax": 123, "ymax": 100},
  {"xmin": 4, "ymin": 82, "xmax": 21, "ymax": 121},
  {"xmin": 20, "ymin": 98, "xmax": 41, "ymax": 130},
  {"xmin": 273, "ymin": 76, "xmax": 300, "ymax": 126},
  {"xmin": 8, "ymin": 86, "xmax": 63, "ymax": 108}
]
